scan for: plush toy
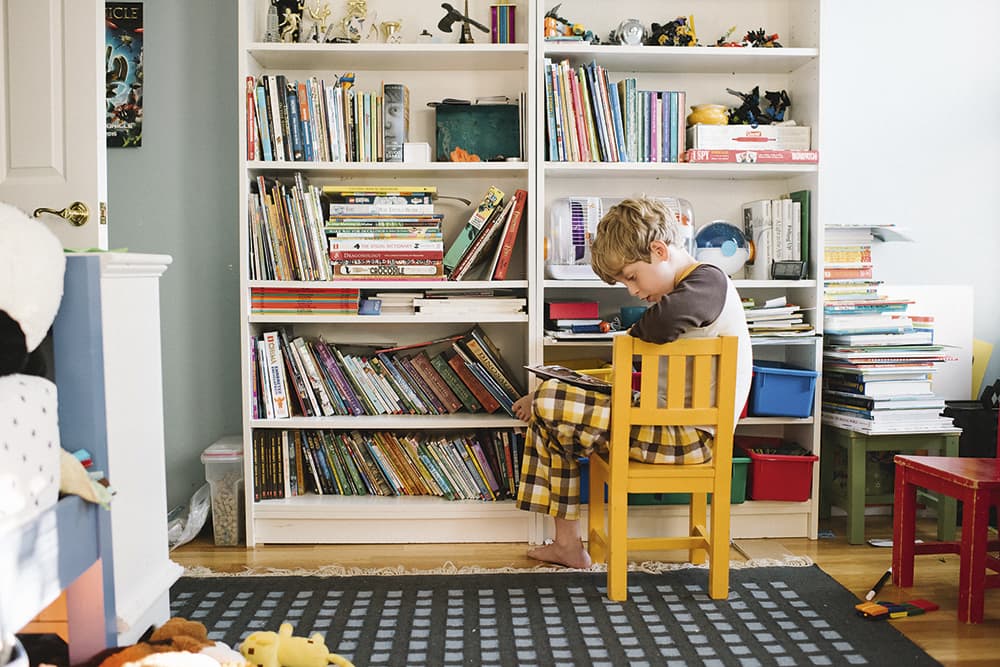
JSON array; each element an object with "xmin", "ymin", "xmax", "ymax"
[
  {"xmin": 0, "ymin": 201, "xmax": 65, "ymax": 376},
  {"xmin": 240, "ymin": 623, "xmax": 354, "ymax": 667},
  {"xmin": 96, "ymin": 617, "xmax": 247, "ymax": 667},
  {"xmin": 0, "ymin": 202, "xmax": 67, "ymax": 535}
]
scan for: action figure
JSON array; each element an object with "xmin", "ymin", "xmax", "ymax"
[
  {"xmin": 543, "ymin": 4, "xmax": 599, "ymax": 43},
  {"xmin": 763, "ymin": 90, "xmax": 791, "ymax": 122},
  {"xmin": 646, "ymin": 15, "xmax": 698, "ymax": 47},
  {"xmin": 744, "ymin": 28, "xmax": 782, "ymax": 47},
  {"xmin": 726, "ymin": 86, "xmax": 765, "ymax": 125}
]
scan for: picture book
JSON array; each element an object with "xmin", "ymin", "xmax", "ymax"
[{"xmin": 524, "ymin": 364, "xmax": 612, "ymax": 394}]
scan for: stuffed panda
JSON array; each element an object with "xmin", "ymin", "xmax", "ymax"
[{"xmin": 0, "ymin": 201, "xmax": 66, "ymax": 534}]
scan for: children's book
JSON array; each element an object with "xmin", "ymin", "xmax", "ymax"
[{"xmin": 524, "ymin": 364, "xmax": 612, "ymax": 394}]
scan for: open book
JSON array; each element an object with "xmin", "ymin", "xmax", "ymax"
[{"xmin": 524, "ymin": 365, "xmax": 612, "ymax": 394}]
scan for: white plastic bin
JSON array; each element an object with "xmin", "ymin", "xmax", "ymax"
[{"xmin": 200, "ymin": 436, "xmax": 244, "ymax": 546}]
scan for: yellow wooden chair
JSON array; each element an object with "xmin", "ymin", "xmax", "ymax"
[{"xmin": 587, "ymin": 335, "xmax": 739, "ymax": 601}]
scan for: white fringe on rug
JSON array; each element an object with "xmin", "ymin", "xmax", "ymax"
[{"xmin": 181, "ymin": 554, "xmax": 812, "ymax": 578}]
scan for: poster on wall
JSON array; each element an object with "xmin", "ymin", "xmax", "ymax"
[{"xmin": 105, "ymin": 2, "xmax": 143, "ymax": 147}]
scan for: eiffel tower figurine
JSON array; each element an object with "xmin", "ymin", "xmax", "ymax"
[{"xmin": 459, "ymin": 0, "xmax": 474, "ymax": 43}]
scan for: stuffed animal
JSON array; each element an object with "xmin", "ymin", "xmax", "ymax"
[
  {"xmin": 0, "ymin": 201, "xmax": 67, "ymax": 535},
  {"xmin": 240, "ymin": 623, "xmax": 354, "ymax": 667},
  {"xmin": 96, "ymin": 617, "xmax": 247, "ymax": 667}
]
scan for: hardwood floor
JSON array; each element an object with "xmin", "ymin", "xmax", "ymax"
[{"xmin": 171, "ymin": 515, "xmax": 999, "ymax": 667}]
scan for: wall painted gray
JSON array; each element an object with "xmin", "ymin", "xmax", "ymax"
[
  {"xmin": 109, "ymin": 1, "xmax": 1000, "ymax": 509},
  {"xmin": 108, "ymin": 0, "xmax": 241, "ymax": 509}
]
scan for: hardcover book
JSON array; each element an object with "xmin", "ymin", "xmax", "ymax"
[
  {"xmin": 382, "ymin": 83, "xmax": 409, "ymax": 162},
  {"xmin": 443, "ymin": 186, "xmax": 505, "ymax": 271}
]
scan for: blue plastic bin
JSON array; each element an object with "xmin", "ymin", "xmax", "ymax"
[{"xmin": 748, "ymin": 360, "xmax": 817, "ymax": 418}]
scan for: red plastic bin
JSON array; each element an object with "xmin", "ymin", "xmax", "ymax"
[{"xmin": 741, "ymin": 446, "xmax": 818, "ymax": 502}]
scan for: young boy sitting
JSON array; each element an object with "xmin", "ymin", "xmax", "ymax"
[{"xmin": 513, "ymin": 197, "xmax": 753, "ymax": 568}]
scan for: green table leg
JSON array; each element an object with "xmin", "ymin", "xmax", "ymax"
[
  {"xmin": 847, "ymin": 436, "xmax": 868, "ymax": 545},
  {"xmin": 935, "ymin": 434, "xmax": 959, "ymax": 542}
]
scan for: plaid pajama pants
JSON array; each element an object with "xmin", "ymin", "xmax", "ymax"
[{"xmin": 516, "ymin": 379, "xmax": 713, "ymax": 520}]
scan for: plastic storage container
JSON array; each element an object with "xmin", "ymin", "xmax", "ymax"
[
  {"xmin": 741, "ymin": 446, "xmax": 818, "ymax": 501},
  {"xmin": 748, "ymin": 360, "xmax": 818, "ymax": 418},
  {"xmin": 201, "ymin": 436, "xmax": 244, "ymax": 546}
]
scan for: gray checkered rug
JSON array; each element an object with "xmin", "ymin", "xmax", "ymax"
[{"xmin": 170, "ymin": 566, "xmax": 940, "ymax": 666}]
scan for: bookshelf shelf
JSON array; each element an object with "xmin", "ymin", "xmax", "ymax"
[
  {"xmin": 544, "ymin": 161, "xmax": 817, "ymax": 180},
  {"xmin": 248, "ymin": 43, "xmax": 530, "ymax": 72},
  {"xmin": 246, "ymin": 161, "xmax": 530, "ymax": 177},
  {"xmin": 252, "ymin": 414, "xmax": 523, "ymax": 429},
  {"xmin": 250, "ymin": 279, "xmax": 530, "ymax": 290},
  {"xmin": 542, "ymin": 45, "xmax": 819, "ymax": 74},
  {"xmin": 249, "ymin": 313, "xmax": 529, "ymax": 324}
]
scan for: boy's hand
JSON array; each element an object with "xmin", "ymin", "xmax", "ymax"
[{"xmin": 512, "ymin": 393, "xmax": 534, "ymax": 423}]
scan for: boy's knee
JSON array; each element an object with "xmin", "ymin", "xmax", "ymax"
[{"xmin": 532, "ymin": 379, "xmax": 562, "ymax": 423}]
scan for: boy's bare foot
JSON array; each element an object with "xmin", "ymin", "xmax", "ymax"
[{"xmin": 527, "ymin": 540, "xmax": 593, "ymax": 569}]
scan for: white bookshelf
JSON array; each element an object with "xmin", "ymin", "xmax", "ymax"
[
  {"xmin": 532, "ymin": 0, "xmax": 824, "ymax": 542},
  {"xmin": 238, "ymin": 0, "xmax": 825, "ymax": 545}
]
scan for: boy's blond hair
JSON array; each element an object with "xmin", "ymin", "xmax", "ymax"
[{"xmin": 590, "ymin": 197, "xmax": 681, "ymax": 285}]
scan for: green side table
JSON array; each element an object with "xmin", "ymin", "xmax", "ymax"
[{"xmin": 820, "ymin": 425, "xmax": 960, "ymax": 545}]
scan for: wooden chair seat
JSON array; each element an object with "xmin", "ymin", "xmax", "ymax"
[{"xmin": 587, "ymin": 335, "xmax": 738, "ymax": 601}]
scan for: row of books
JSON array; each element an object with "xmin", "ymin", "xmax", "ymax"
[
  {"xmin": 250, "ymin": 326, "xmax": 525, "ymax": 420},
  {"xmin": 324, "ymin": 185, "xmax": 445, "ymax": 281},
  {"xmin": 821, "ymin": 226, "xmax": 957, "ymax": 434},
  {"xmin": 543, "ymin": 58, "xmax": 686, "ymax": 163},
  {"xmin": 246, "ymin": 74, "xmax": 407, "ymax": 163},
  {"xmin": 251, "ymin": 428, "xmax": 524, "ymax": 502},
  {"xmin": 740, "ymin": 191, "xmax": 810, "ymax": 281},
  {"xmin": 248, "ymin": 173, "xmax": 330, "ymax": 281}
]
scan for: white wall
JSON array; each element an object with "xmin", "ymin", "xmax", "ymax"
[{"xmin": 821, "ymin": 0, "xmax": 1000, "ymax": 397}]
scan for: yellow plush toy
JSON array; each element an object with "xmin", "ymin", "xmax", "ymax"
[{"xmin": 240, "ymin": 623, "xmax": 354, "ymax": 667}]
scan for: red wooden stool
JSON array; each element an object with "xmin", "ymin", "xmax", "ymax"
[{"xmin": 892, "ymin": 406, "xmax": 1000, "ymax": 622}]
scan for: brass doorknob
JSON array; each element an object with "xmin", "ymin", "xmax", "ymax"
[{"xmin": 32, "ymin": 201, "xmax": 90, "ymax": 227}]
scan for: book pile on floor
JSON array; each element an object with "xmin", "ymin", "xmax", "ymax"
[
  {"xmin": 324, "ymin": 185, "xmax": 445, "ymax": 280},
  {"xmin": 821, "ymin": 226, "xmax": 957, "ymax": 434}
]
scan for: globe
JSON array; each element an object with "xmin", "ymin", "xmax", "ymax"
[{"xmin": 694, "ymin": 221, "xmax": 750, "ymax": 276}]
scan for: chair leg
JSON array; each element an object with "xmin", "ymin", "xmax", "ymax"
[
  {"xmin": 708, "ymin": 494, "xmax": 731, "ymax": 600},
  {"xmin": 958, "ymin": 489, "xmax": 990, "ymax": 623},
  {"xmin": 607, "ymin": 483, "xmax": 629, "ymax": 601},
  {"xmin": 587, "ymin": 463, "xmax": 606, "ymax": 564},
  {"xmin": 690, "ymin": 493, "xmax": 707, "ymax": 565}
]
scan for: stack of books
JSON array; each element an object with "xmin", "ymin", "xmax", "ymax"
[
  {"xmin": 742, "ymin": 296, "xmax": 815, "ymax": 338},
  {"xmin": 251, "ymin": 428, "xmax": 524, "ymax": 502},
  {"xmin": 543, "ymin": 300, "xmax": 609, "ymax": 339},
  {"xmin": 323, "ymin": 185, "xmax": 445, "ymax": 280},
  {"xmin": 413, "ymin": 290, "xmax": 526, "ymax": 316},
  {"xmin": 250, "ymin": 285, "xmax": 359, "ymax": 315},
  {"xmin": 821, "ymin": 226, "xmax": 957, "ymax": 434}
]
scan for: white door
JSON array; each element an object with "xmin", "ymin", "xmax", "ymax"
[{"xmin": 0, "ymin": 0, "xmax": 107, "ymax": 250}]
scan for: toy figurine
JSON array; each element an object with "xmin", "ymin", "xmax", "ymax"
[
  {"xmin": 715, "ymin": 25, "xmax": 741, "ymax": 47},
  {"xmin": 543, "ymin": 4, "xmax": 599, "ymax": 43},
  {"xmin": 763, "ymin": 89, "xmax": 791, "ymax": 122},
  {"xmin": 744, "ymin": 28, "xmax": 782, "ymax": 47},
  {"xmin": 646, "ymin": 15, "xmax": 698, "ymax": 46},
  {"xmin": 726, "ymin": 86, "xmax": 765, "ymax": 125},
  {"xmin": 306, "ymin": 1, "xmax": 332, "ymax": 36},
  {"xmin": 279, "ymin": 3, "xmax": 304, "ymax": 42},
  {"xmin": 439, "ymin": 2, "xmax": 488, "ymax": 44}
]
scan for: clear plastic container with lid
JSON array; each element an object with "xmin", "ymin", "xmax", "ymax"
[{"xmin": 200, "ymin": 435, "xmax": 244, "ymax": 546}]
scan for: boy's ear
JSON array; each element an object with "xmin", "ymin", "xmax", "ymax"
[{"xmin": 649, "ymin": 240, "xmax": 669, "ymax": 260}]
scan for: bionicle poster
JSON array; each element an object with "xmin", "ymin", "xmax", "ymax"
[{"xmin": 105, "ymin": 2, "xmax": 143, "ymax": 147}]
